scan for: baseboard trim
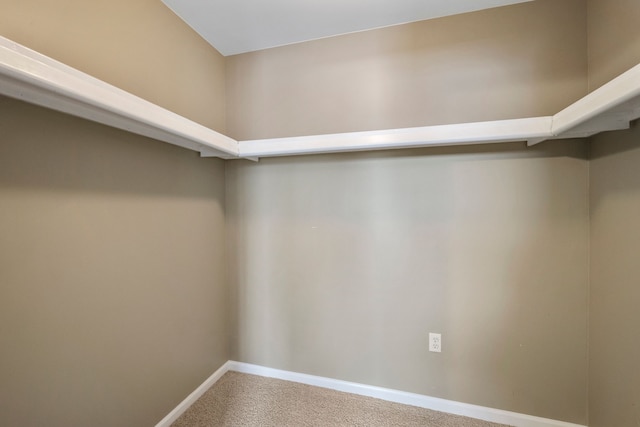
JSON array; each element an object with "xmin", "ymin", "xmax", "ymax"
[
  {"xmin": 156, "ymin": 360, "xmax": 587, "ymax": 427},
  {"xmin": 154, "ymin": 361, "xmax": 233, "ymax": 427},
  {"xmin": 227, "ymin": 361, "xmax": 587, "ymax": 427}
]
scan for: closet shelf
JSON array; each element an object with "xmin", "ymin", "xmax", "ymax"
[
  {"xmin": 236, "ymin": 117, "xmax": 554, "ymax": 157},
  {"xmin": 235, "ymin": 63, "xmax": 640, "ymax": 157},
  {"xmin": 0, "ymin": 36, "xmax": 238, "ymax": 159},
  {"xmin": 1, "ymin": 36, "xmax": 639, "ymax": 160}
]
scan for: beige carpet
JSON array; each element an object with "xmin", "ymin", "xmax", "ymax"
[{"xmin": 171, "ymin": 371, "xmax": 512, "ymax": 427}]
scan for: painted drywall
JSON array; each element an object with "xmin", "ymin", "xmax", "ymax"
[
  {"xmin": 226, "ymin": 141, "xmax": 590, "ymax": 424},
  {"xmin": 0, "ymin": 96, "xmax": 230, "ymax": 427},
  {"xmin": 587, "ymin": 0, "xmax": 640, "ymax": 91},
  {"xmin": 226, "ymin": 0, "xmax": 587, "ymax": 141},
  {"xmin": 0, "ymin": 1, "xmax": 230, "ymax": 425},
  {"xmin": 0, "ymin": 0, "xmax": 226, "ymax": 132},
  {"xmin": 588, "ymin": 122, "xmax": 640, "ymax": 427},
  {"xmin": 586, "ymin": 2, "xmax": 640, "ymax": 424}
]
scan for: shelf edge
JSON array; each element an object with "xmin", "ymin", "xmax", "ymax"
[{"xmin": 0, "ymin": 36, "xmax": 239, "ymax": 158}]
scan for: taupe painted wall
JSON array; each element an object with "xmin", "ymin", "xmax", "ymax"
[
  {"xmin": 0, "ymin": 96, "xmax": 229, "ymax": 426},
  {"xmin": 226, "ymin": 141, "xmax": 589, "ymax": 424},
  {"xmin": 587, "ymin": 0, "xmax": 640, "ymax": 91},
  {"xmin": 586, "ymin": 2, "xmax": 640, "ymax": 425},
  {"xmin": 225, "ymin": 6, "xmax": 591, "ymax": 422},
  {"xmin": 0, "ymin": 1, "xmax": 230, "ymax": 426},
  {"xmin": 226, "ymin": 0, "xmax": 587, "ymax": 140},
  {"xmin": 589, "ymin": 122, "xmax": 640, "ymax": 427},
  {"xmin": 0, "ymin": 0, "xmax": 226, "ymax": 131}
]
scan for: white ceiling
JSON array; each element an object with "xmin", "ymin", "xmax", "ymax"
[{"xmin": 161, "ymin": 0, "xmax": 533, "ymax": 56}]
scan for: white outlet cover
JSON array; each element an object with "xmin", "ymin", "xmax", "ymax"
[{"xmin": 429, "ymin": 333, "xmax": 442, "ymax": 353}]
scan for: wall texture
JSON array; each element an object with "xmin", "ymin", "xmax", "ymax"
[
  {"xmin": 0, "ymin": 0, "xmax": 226, "ymax": 132},
  {"xmin": 226, "ymin": 141, "xmax": 590, "ymax": 424},
  {"xmin": 226, "ymin": 0, "xmax": 587, "ymax": 140},
  {"xmin": 589, "ymin": 122, "xmax": 640, "ymax": 427},
  {"xmin": 587, "ymin": 0, "xmax": 640, "ymax": 91}
]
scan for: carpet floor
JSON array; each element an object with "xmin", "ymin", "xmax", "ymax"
[{"xmin": 171, "ymin": 371, "xmax": 513, "ymax": 427}]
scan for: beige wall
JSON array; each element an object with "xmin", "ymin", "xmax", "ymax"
[
  {"xmin": 0, "ymin": 96, "xmax": 230, "ymax": 426},
  {"xmin": 0, "ymin": 1, "xmax": 230, "ymax": 425},
  {"xmin": 226, "ymin": 141, "xmax": 589, "ymax": 424},
  {"xmin": 586, "ymin": 2, "xmax": 640, "ymax": 424},
  {"xmin": 225, "ymin": 11, "xmax": 591, "ymax": 424},
  {"xmin": 0, "ymin": 0, "xmax": 226, "ymax": 131},
  {"xmin": 226, "ymin": 0, "xmax": 587, "ymax": 140},
  {"xmin": 589, "ymin": 122, "xmax": 640, "ymax": 427},
  {"xmin": 587, "ymin": 0, "xmax": 640, "ymax": 91}
]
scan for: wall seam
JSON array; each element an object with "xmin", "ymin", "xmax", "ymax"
[
  {"xmin": 585, "ymin": 2, "xmax": 592, "ymax": 419},
  {"xmin": 585, "ymin": 0, "xmax": 592, "ymax": 93},
  {"xmin": 585, "ymin": 137, "xmax": 592, "ymax": 426}
]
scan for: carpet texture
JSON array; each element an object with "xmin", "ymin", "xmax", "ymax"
[{"xmin": 171, "ymin": 371, "xmax": 512, "ymax": 427}]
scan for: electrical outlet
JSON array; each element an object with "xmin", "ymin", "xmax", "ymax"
[{"xmin": 429, "ymin": 333, "xmax": 442, "ymax": 353}]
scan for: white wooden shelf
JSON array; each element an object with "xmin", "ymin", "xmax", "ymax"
[
  {"xmin": 1, "ymin": 35, "xmax": 639, "ymax": 160},
  {"xmin": 0, "ymin": 36, "xmax": 238, "ymax": 159},
  {"xmin": 235, "ymin": 63, "xmax": 640, "ymax": 158},
  {"xmin": 237, "ymin": 117, "xmax": 554, "ymax": 157}
]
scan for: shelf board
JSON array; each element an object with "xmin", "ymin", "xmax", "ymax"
[
  {"xmin": 0, "ymin": 36, "xmax": 238, "ymax": 159},
  {"xmin": 536, "ymin": 62, "xmax": 640, "ymax": 145},
  {"xmin": 1, "ymin": 36, "xmax": 639, "ymax": 160},
  {"xmin": 236, "ymin": 117, "xmax": 554, "ymax": 158}
]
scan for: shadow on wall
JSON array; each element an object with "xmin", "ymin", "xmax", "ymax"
[
  {"xmin": 227, "ymin": 139, "xmax": 589, "ymax": 424},
  {"xmin": 588, "ymin": 120, "xmax": 640, "ymax": 427},
  {"xmin": 589, "ymin": 120, "xmax": 640, "ymax": 207},
  {"xmin": 0, "ymin": 95, "xmax": 224, "ymax": 200}
]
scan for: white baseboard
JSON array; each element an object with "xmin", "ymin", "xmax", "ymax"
[
  {"xmin": 154, "ymin": 361, "xmax": 233, "ymax": 427},
  {"xmin": 156, "ymin": 360, "xmax": 587, "ymax": 427},
  {"xmin": 227, "ymin": 361, "xmax": 587, "ymax": 427}
]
